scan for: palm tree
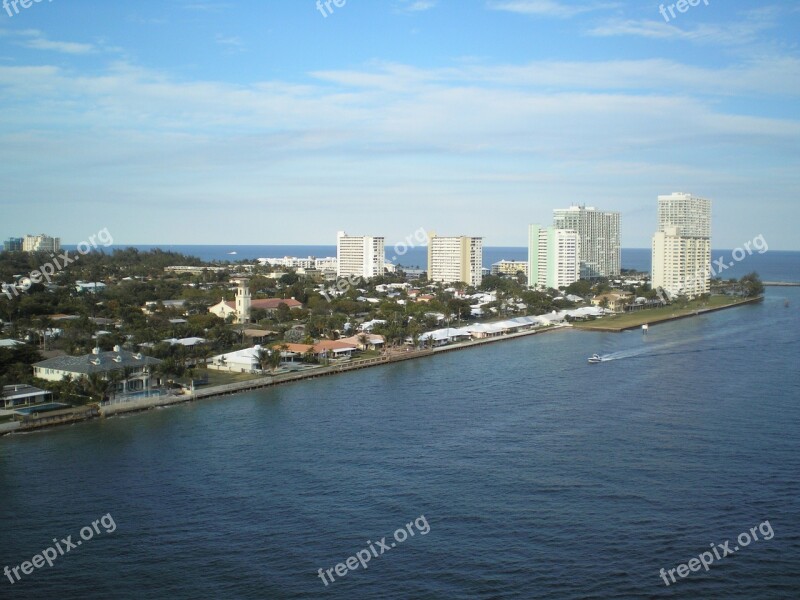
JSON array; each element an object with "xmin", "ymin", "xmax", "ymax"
[
  {"xmin": 256, "ymin": 347, "xmax": 270, "ymax": 372},
  {"xmin": 269, "ymin": 347, "xmax": 283, "ymax": 372},
  {"xmin": 84, "ymin": 373, "xmax": 109, "ymax": 403},
  {"xmin": 107, "ymin": 370, "xmax": 123, "ymax": 402}
]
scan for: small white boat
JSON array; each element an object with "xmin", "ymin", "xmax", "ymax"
[
  {"xmin": 228, "ymin": 251, "xmax": 238, "ymax": 255},
  {"xmin": 588, "ymin": 354, "xmax": 602, "ymax": 364}
]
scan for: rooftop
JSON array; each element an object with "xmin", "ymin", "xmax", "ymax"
[{"xmin": 33, "ymin": 348, "xmax": 162, "ymax": 375}]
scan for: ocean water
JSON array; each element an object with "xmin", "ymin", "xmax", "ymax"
[
  {"xmin": 2, "ymin": 271, "xmax": 799, "ymax": 599},
  {"xmin": 71, "ymin": 245, "xmax": 800, "ymax": 281}
]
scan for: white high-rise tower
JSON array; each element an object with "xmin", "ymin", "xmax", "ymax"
[
  {"xmin": 651, "ymin": 192, "xmax": 712, "ymax": 299},
  {"xmin": 336, "ymin": 232, "xmax": 385, "ymax": 280}
]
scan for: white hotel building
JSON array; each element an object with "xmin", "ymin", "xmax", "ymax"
[
  {"xmin": 527, "ymin": 225, "xmax": 580, "ymax": 290},
  {"xmin": 22, "ymin": 234, "xmax": 60, "ymax": 254},
  {"xmin": 426, "ymin": 234, "xmax": 483, "ymax": 286},
  {"xmin": 651, "ymin": 192, "xmax": 712, "ymax": 299},
  {"xmin": 336, "ymin": 232, "xmax": 385, "ymax": 280}
]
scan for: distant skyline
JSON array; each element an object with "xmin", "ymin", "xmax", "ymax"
[{"xmin": 1, "ymin": 1, "xmax": 798, "ymax": 249}]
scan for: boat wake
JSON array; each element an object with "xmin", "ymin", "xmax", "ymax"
[{"xmin": 595, "ymin": 318, "xmax": 783, "ymax": 363}]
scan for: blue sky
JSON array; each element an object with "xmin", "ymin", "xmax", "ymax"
[{"xmin": 0, "ymin": 0, "xmax": 798, "ymax": 249}]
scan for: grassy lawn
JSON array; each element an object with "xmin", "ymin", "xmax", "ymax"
[
  {"xmin": 573, "ymin": 295, "xmax": 753, "ymax": 331},
  {"xmin": 0, "ymin": 414, "xmax": 17, "ymax": 424},
  {"xmin": 183, "ymin": 369, "xmax": 265, "ymax": 387}
]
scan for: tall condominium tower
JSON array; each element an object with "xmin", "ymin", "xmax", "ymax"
[
  {"xmin": 651, "ymin": 192, "xmax": 712, "ymax": 298},
  {"xmin": 336, "ymin": 231, "xmax": 385, "ymax": 280},
  {"xmin": 527, "ymin": 225, "xmax": 580, "ymax": 290},
  {"xmin": 553, "ymin": 206, "xmax": 620, "ymax": 279},
  {"xmin": 427, "ymin": 233, "xmax": 483, "ymax": 286}
]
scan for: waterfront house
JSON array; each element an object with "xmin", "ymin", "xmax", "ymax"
[
  {"xmin": 591, "ymin": 292, "xmax": 633, "ymax": 312},
  {"xmin": 338, "ymin": 333, "xmax": 385, "ymax": 351},
  {"xmin": 33, "ymin": 346, "xmax": 162, "ymax": 394},
  {"xmin": 2, "ymin": 384, "xmax": 53, "ymax": 409},
  {"xmin": 313, "ymin": 340, "xmax": 357, "ymax": 359}
]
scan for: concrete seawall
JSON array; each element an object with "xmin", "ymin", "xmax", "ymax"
[{"xmin": 2, "ymin": 324, "xmax": 568, "ymax": 435}]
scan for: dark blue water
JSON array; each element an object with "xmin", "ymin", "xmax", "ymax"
[
  {"xmin": 70, "ymin": 245, "xmax": 800, "ymax": 281},
  {"xmin": 2, "ymin": 284, "xmax": 799, "ymax": 598}
]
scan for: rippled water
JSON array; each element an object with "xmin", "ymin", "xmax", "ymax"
[{"xmin": 2, "ymin": 290, "xmax": 799, "ymax": 599}]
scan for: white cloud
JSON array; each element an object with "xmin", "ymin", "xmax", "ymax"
[
  {"xmin": 395, "ymin": 0, "xmax": 438, "ymax": 12},
  {"xmin": 487, "ymin": 0, "xmax": 617, "ymax": 19},
  {"xmin": 215, "ymin": 34, "xmax": 245, "ymax": 53},
  {"xmin": 0, "ymin": 29, "xmax": 94, "ymax": 55},
  {"xmin": 589, "ymin": 6, "xmax": 782, "ymax": 46}
]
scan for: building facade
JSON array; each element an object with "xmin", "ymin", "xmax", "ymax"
[
  {"xmin": 491, "ymin": 260, "xmax": 528, "ymax": 277},
  {"xmin": 651, "ymin": 193, "xmax": 712, "ymax": 299},
  {"xmin": 336, "ymin": 232, "xmax": 385, "ymax": 280},
  {"xmin": 33, "ymin": 347, "xmax": 161, "ymax": 394},
  {"xmin": 3, "ymin": 238, "xmax": 23, "ymax": 252},
  {"xmin": 22, "ymin": 234, "xmax": 61, "ymax": 253},
  {"xmin": 553, "ymin": 206, "xmax": 620, "ymax": 279},
  {"xmin": 528, "ymin": 225, "xmax": 580, "ymax": 290},
  {"xmin": 426, "ymin": 233, "xmax": 483, "ymax": 286}
]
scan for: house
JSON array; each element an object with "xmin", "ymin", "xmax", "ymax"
[
  {"xmin": 359, "ymin": 319, "xmax": 387, "ymax": 332},
  {"xmin": 591, "ymin": 292, "xmax": 633, "ymax": 312},
  {"xmin": 33, "ymin": 346, "xmax": 162, "ymax": 394},
  {"xmin": 161, "ymin": 337, "xmax": 207, "ymax": 347},
  {"xmin": 416, "ymin": 327, "xmax": 472, "ymax": 346},
  {"xmin": 2, "ymin": 384, "xmax": 53, "ymax": 409},
  {"xmin": 0, "ymin": 339, "xmax": 25, "ymax": 348},
  {"xmin": 142, "ymin": 300, "xmax": 188, "ymax": 315},
  {"xmin": 209, "ymin": 346, "xmax": 270, "ymax": 372},
  {"xmin": 75, "ymin": 281, "xmax": 107, "ymax": 293},
  {"xmin": 243, "ymin": 329, "xmax": 278, "ymax": 345},
  {"xmin": 313, "ymin": 340, "xmax": 357, "ymax": 359},
  {"xmin": 338, "ymin": 333, "xmax": 385, "ymax": 351}
]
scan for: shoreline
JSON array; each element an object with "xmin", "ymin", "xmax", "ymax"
[
  {"xmin": 1, "ymin": 325, "xmax": 570, "ymax": 436},
  {"xmin": 0, "ymin": 295, "xmax": 767, "ymax": 436},
  {"xmin": 573, "ymin": 296, "xmax": 764, "ymax": 332}
]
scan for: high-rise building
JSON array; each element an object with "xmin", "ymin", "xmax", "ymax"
[
  {"xmin": 426, "ymin": 233, "xmax": 483, "ymax": 286},
  {"xmin": 553, "ymin": 206, "xmax": 620, "ymax": 279},
  {"xmin": 657, "ymin": 192, "xmax": 711, "ymax": 238},
  {"xmin": 336, "ymin": 232, "xmax": 385, "ymax": 280},
  {"xmin": 22, "ymin": 234, "xmax": 60, "ymax": 253},
  {"xmin": 3, "ymin": 238, "xmax": 23, "ymax": 252},
  {"xmin": 651, "ymin": 193, "xmax": 712, "ymax": 299},
  {"xmin": 527, "ymin": 225, "xmax": 580, "ymax": 290}
]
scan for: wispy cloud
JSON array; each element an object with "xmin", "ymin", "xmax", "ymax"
[
  {"xmin": 0, "ymin": 29, "xmax": 94, "ymax": 55},
  {"xmin": 181, "ymin": 1, "xmax": 232, "ymax": 13},
  {"xmin": 395, "ymin": 0, "xmax": 438, "ymax": 13},
  {"xmin": 487, "ymin": 0, "xmax": 617, "ymax": 19},
  {"xmin": 215, "ymin": 34, "xmax": 245, "ymax": 53},
  {"xmin": 589, "ymin": 7, "xmax": 781, "ymax": 46}
]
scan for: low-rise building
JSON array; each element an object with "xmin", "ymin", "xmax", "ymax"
[
  {"xmin": 2, "ymin": 384, "xmax": 53, "ymax": 409},
  {"xmin": 591, "ymin": 291, "xmax": 633, "ymax": 312},
  {"xmin": 491, "ymin": 260, "xmax": 528, "ymax": 277},
  {"xmin": 208, "ymin": 297, "xmax": 303, "ymax": 321}
]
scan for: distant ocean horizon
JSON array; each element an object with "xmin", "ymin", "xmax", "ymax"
[{"xmin": 69, "ymin": 245, "xmax": 800, "ymax": 283}]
